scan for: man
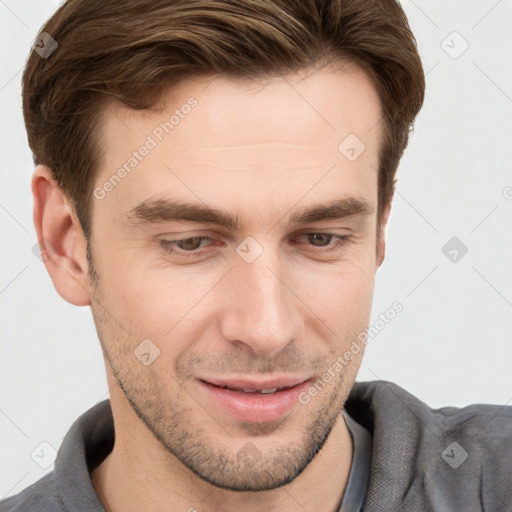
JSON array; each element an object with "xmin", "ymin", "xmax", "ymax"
[{"xmin": 1, "ymin": 0, "xmax": 510, "ymax": 511}]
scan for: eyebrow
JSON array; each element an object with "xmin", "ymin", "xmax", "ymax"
[{"xmin": 127, "ymin": 196, "xmax": 374, "ymax": 230}]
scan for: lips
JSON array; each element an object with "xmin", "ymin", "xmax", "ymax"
[{"xmin": 197, "ymin": 376, "xmax": 309, "ymax": 423}]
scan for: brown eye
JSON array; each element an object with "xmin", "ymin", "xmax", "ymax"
[
  {"xmin": 175, "ymin": 237, "xmax": 207, "ymax": 251},
  {"xmin": 306, "ymin": 233, "xmax": 333, "ymax": 247},
  {"xmin": 293, "ymin": 233, "xmax": 349, "ymax": 251},
  {"xmin": 160, "ymin": 236, "xmax": 213, "ymax": 256}
]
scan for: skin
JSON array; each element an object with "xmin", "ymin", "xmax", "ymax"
[{"xmin": 33, "ymin": 63, "xmax": 391, "ymax": 511}]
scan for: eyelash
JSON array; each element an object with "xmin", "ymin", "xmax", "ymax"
[{"xmin": 159, "ymin": 233, "xmax": 350, "ymax": 259}]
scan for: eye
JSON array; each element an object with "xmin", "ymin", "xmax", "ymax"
[
  {"xmin": 293, "ymin": 232, "xmax": 349, "ymax": 251},
  {"xmin": 160, "ymin": 236, "xmax": 213, "ymax": 256},
  {"xmin": 302, "ymin": 233, "xmax": 336, "ymax": 247},
  {"xmin": 158, "ymin": 232, "xmax": 350, "ymax": 261}
]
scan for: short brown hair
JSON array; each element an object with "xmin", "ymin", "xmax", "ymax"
[{"xmin": 23, "ymin": 0, "xmax": 424, "ymax": 239}]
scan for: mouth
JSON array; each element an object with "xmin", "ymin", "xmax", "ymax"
[
  {"xmin": 197, "ymin": 376, "xmax": 310, "ymax": 423},
  {"xmin": 213, "ymin": 385, "xmax": 289, "ymax": 394}
]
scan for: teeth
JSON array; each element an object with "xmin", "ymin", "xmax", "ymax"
[
  {"xmin": 238, "ymin": 387, "xmax": 279, "ymax": 394},
  {"xmin": 221, "ymin": 385, "xmax": 283, "ymax": 394}
]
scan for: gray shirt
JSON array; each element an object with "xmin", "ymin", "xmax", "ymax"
[{"xmin": 2, "ymin": 380, "xmax": 511, "ymax": 511}]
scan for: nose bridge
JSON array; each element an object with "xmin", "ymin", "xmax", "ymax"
[{"xmin": 220, "ymin": 248, "xmax": 301, "ymax": 357}]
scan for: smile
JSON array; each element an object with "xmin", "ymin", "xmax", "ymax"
[{"xmin": 198, "ymin": 377, "xmax": 310, "ymax": 423}]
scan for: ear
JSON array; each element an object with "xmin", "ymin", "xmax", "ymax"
[
  {"xmin": 376, "ymin": 196, "xmax": 393, "ymax": 268},
  {"xmin": 32, "ymin": 165, "xmax": 92, "ymax": 306}
]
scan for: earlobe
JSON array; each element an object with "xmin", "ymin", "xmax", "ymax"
[
  {"xmin": 376, "ymin": 197, "xmax": 393, "ymax": 268},
  {"xmin": 32, "ymin": 165, "xmax": 92, "ymax": 306}
]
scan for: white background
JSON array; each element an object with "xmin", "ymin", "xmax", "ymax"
[{"xmin": 1, "ymin": 0, "xmax": 511, "ymax": 499}]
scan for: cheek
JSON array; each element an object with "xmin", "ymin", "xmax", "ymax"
[
  {"xmin": 304, "ymin": 267, "xmax": 375, "ymax": 370},
  {"xmin": 94, "ymin": 257, "xmax": 220, "ymax": 362},
  {"xmin": 295, "ymin": 255, "xmax": 375, "ymax": 322}
]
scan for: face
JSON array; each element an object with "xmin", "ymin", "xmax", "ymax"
[{"xmin": 88, "ymin": 64, "xmax": 382, "ymax": 491}]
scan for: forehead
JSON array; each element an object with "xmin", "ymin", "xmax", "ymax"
[
  {"xmin": 95, "ymin": 65, "xmax": 382, "ymax": 225},
  {"xmin": 103, "ymin": 64, "xmax": 381, "ymax": 145}
]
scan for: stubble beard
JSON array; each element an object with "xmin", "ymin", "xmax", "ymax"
[{"xmin": 88, "ymin": 259, "xmax": 351, "ymax": 492}]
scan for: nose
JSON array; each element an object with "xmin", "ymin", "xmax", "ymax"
[{"xmin": 219, "ymin": 247, "xmax": 304, "ymax": 359}]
